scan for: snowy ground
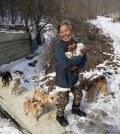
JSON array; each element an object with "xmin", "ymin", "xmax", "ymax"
[{"xmin": 1, "ymin": 15, "xmax": 120, "ymax": 134}]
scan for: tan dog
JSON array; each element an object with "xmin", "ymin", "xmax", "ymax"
[
  {"xmin": 23, "ymin": 97, "xmax": 44, "ymax": 121},
  {"xmin": 9, "ymin": 78, "xmax": 20, "ymax": 96},
  {"xmin": 33, "ymin": 89, "xmax": 58, "ymax": 110},
  {"xmin": 80, "ymin": 74, "xmax": 108, "ymax": 102}
]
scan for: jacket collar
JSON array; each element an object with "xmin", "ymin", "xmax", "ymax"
[{"xmin": 59, "ymin": 39, "xmax": 73, "ymax": 46}]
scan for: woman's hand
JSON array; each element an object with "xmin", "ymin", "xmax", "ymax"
[
  {"xmin": 79, "ymin": 52, "xmax": 84, "ymax": 57},
  {"xmin": 69, "ymin": 66, "xmax": 77, "ymax": 71}
]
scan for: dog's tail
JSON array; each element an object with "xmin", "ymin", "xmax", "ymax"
[{"xmin": 32, "ymin": 86, "xmax": 37, "ymax": 93}]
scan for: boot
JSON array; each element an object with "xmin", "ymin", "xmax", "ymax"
[
  {"xmin": 56, "ymin": 115, "xmax": 69, "ymax": 127},
  {"xmin": 72, "ymin": 108, "xmax": 86, "ymax": 117}
]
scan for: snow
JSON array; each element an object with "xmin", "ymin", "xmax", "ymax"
[
  {"xmin": 1, "ymin": 15, "xmax": 120, "ymax": 133},
  {"xmin": 0, "ymin": 117, "xmax": 22, "ymax": 134}
]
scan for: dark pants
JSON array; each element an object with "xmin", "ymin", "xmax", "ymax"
[{"xmin": 56, "ymin": 85, "xmax": 83, "ymax": 116}]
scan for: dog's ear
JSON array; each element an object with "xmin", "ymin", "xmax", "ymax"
[
  {"xmin": 49, "ymin": 96, "xmax": 54, "ymax": 101},
  {"xmin": 79, "ymin": 74, "xmax": 84, "ymax": 81},
  {"xmin": 49, "ymin": 96, "xmax": 58, "ymax": 101},
  {"xmin": 32, "ymin": 102, "xmax": 38, "ymax": 106}
]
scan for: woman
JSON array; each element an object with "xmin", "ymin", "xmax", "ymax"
[{"xmin": 55, "ymin": 20, "xmax": 87, "ymax": 127}]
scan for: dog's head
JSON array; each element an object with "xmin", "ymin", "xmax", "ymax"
[
  {"xmin": 65, "ymin": 52, "xmax": 73, "ymax": 59},
  {"xmin": 1, "ymin": 71, "xmax": 12, "ymax": 80},
  {"xmin": 68, "ymin": 44, "xmax": 77, "ymax": 52},
  {"xmin": 48, "ymin": 96, "xmax": 58, "ymax": 104},
  {"xmin": 99, "ymin": 87, "xmax": 108, "ymax": 96},
  {"xmin": 93, "ymin": 75, "xmax": 108, "ymax": 96},
  {"xmin": 10, "ymin": 81, "xmax": 16, "ymax": 88},
  {"xmin": 10, "ymin": 78, "xmax": 20, "ymax": 88},
  {"xmin": 78, "ymin": 74, "xmax": 84, "ymax": 81},
  {"xmin": 79, "ymin": 75, "xmax": 96, "ymax": 92}
]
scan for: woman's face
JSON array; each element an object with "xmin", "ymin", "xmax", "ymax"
[{"xmin": 59, "ymin": 24, "xmax": 73, "ymax": 42}]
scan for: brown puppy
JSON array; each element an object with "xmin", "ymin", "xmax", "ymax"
[
  {"xmin": 33, "ymin": 89, "xmax": 58, "ymax": 110},
  {"xmin": 23, "ymin": 97, "xmax": 44, "ymax": 121},
  {"xmin": 79, "ymin": 74, "xmax": 108, "ymax": 102},
  {"xmin": 68, "ymin": 44, "xmax": 77, "ymax": 52},
  {"xmin": 68, "ymin": 43, "xmax": 87, "ymax": 56},
  {"xmin": 92, "ymin": 75, "xmax": 108, "ymax": 96},
  {"xmin": 9, "ymin": 78, "xmax": 20, "ymax": 96}
]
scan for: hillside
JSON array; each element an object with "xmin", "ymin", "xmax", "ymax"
[{"xmin": 1, "ymin": 14, "xmax": 120, "ymax": 134}]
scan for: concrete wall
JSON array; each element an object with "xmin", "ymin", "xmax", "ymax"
[{"xmin": 0, "ymin": 32, "xmax": 32, "ymax": 65}]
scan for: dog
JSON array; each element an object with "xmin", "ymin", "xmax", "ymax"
[
  {"xmin": 9, "ymin": 78, "xmax": 20, "ymax": 96},
  {"xmin": 92, "ymin": 75, "xmax": 108, "ymax": 96},
  {"xmin": 67, "ymin": 43, "xmax": 87, "ymax": 57},
  {"xmin": 1, "ymin": 71, "xmax": 12, "ymax": 87},
  {"xmin": 79, "ymin": 74, "xmax": 108, "ymax": 102},
  {"xmin": 32, "ymin": 88, "xmax": 58, "ymax": 110},
  {"xmin": 68, "ymin": 44, "xmax": 77, "ymax": 52},
  {"xmin": 65, "ymin": 51, "xmax": 73, "ymax": 59},
  {"xmin": 74, "ymin": 43, "xmax": 87, "ymax": 56},
  {"xmin": 23, "ymin": 97, "xmax": 44, "ymax": 121}
]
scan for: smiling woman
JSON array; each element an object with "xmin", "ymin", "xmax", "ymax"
[
  {"xmin": 59, "ymin": 24, "xmax": 73, "ymax": 42},
  {"xmin": 57, "ymin": 20, "xmax": 74, "ymax": 42},
  {"xmin": 55, "ymin": 20, "xmax": 87, "ymax": 127}
]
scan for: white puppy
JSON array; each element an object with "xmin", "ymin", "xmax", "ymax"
[
  {"xmin": 65, "ymin": 43, "xmax": 87, "ymax": 59},
  {"xmin": 73, "ymin": 43, "xmax": 86, "ymax": 56},
  {"xmin": 9, "ymin": 78, "xmax": 20, "ymax": 96},
  {"xmin": 65, "ymin": 51, "xmax": 73, "ymax": 59}
]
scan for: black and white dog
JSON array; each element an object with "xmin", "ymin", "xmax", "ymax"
[{"xmin": 1, "ymin": 71, "xmax": 12, "ymax": 87}]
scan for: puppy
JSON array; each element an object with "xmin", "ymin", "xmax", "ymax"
[
  {"xmin": 67, "ymin": 43, "xmax": 87, "ymax": 57},
  {"xmin": 23, "ymin": 97, "xmax": 44, "ymax": 121},
  {"xmin": 9, "ymin": 78, "xmax": 20, "ymax": 96},
  {"xmin": 33, "ymin": 89, "xmax": 58, "ymax": 110},
  {"xmin": 68, "ymin": 44, "xmax": 77, "ymax": 52},
  {"xmin": 65, "ymin": 51, "xmax": 73, "ymax": 59},
  {"xmin": 1, "ymin": 71, "xmax": 12, "ymax": 87},
  {"xmin": 80, "ymin": 75, "xmax": 108, "ymax": 102},
  {"xmin": 92, "ymin": 75, "xmax": 108, "ymax": 96},
  {"xmin": 73, "ymin": 43, "xmax": 87, "ymax": 56}
]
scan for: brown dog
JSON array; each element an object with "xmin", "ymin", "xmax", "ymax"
[
  {"xmin": 68, "ymin": 44, "xmax": 77, "ymax": 52},
  {"xmin": 79, "ymin": 74, "xmax": 108, "ymax": 102},
  {"xmin": 92, "ymin": 75, "xmax": 108, "ymax": 96},
  {"xmin": 23, "ymin": 97, "xmax": 44, "ymax": 121},
  {"xmin": 68, "ymin": 43, "xmax": 87, "ymax": 56},
  {"xmin": 33, "ymin": 89, "xmax": 58, "ymax": 110},
  {"xmin": 9, "ymin": 78, "xmax": 20, "ymax": 96}
]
